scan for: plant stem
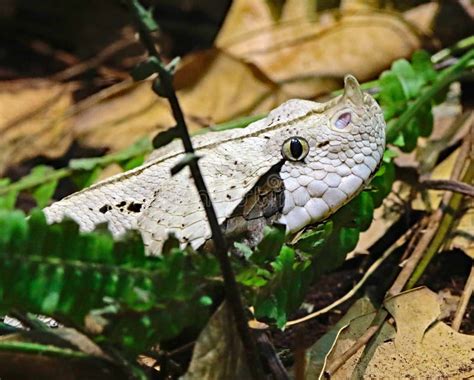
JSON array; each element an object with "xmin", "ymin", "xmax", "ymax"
[
  {"xmin": 124, "ymin": 1, "xmax": 265, "ymax": 378},
  {"xmin": 420, "ymin": 179, "xmax": 474, "ymax": 197},
  {"xmin": 432, "ymin": 35, "xmax": 474, "ymax": 63},
  {"xmin": 407, "ymin": 157, "xmax": 473, "ymax": 289}
]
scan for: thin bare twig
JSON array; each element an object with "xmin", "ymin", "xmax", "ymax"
[
  {"xmin": 420, "ymin": 179, "xmax": 474, "ymax": 197},
  {"xmin": 52, "ymin": 38, "xmax": 133, "ymax": 81},
  {"xmin": 324, "ymin": 310, "xmax": 388, "ymax": 377},
  {"xmin": 124, "ymin": 1, "xmax": 266, "ymax": 379},
  {"xmin": 388, "ymin": 215, "xmax": 441, "ymax": 295},
  {"xmin": 452, "ymin": 264, "xmax": 474, "ymax": 332}
]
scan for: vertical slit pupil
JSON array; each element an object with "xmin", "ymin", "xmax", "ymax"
[{"xmin": 290, "ymin": 138, "xmax": 303, "ymax": 159}]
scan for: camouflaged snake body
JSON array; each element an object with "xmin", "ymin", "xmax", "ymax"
[{"xmin": 44, "ymin": 76, "xmax": 386, "ymax": 255}]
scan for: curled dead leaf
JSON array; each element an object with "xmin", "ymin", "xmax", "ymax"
[
  {"xmin": 217, "ymin": 0, "xmax": 430, "ymax": 97},
  {"xmin": 307, "ymin": 287, "xmax": 474, "ymax": 379}
]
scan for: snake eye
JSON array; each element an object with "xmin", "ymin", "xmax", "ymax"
[
  {"xmin": 334, "ymin": 112, "xmax": 352, "ymax": 130},
  {"xmin": 282, "ymin": 137, "xmax": 309, "ymax": 161}
]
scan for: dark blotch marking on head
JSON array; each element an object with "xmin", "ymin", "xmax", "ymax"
[
  {"xmin": 99, "ymin": 204, "xmax": 112, "ymax": 214},
  {"xmin": 127, "ymin": 202, "xmax": 142, "ymax": 213},
  {"xmin": 116, "ymin": 201, "xmax": 126, "ymax": 207}
]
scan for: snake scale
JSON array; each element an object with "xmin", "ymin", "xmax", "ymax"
[{"xmin": 43, "ymin": 75, "xmax": 386, "ymax": 255}]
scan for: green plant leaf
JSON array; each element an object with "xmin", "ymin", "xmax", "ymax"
[
  {"xmin": 391, "ymin": 59, "xmax": 422, "ymax": 99},
  {"xmin": 417, "ymin": 104, "xmax": 434, "ymax": 137},
  {"xmin": 294, "ymin": 221, "xmax": 333, "ymax": 253},
  {"xmin": 32, "ymin": 180, "xmax": 58, "ymax": 208},
  {"xmin": 0, "ymin": 209, "xmax": 214, "ymax": 355},
  {"xmin": 379, "ymin": 71, "xmax": 407, "ymax": 120},
  {"xmin": 401, "ymin": 117, "xmax": 420, "ymax": 152},
  {"xmin": 411, "ymin": 50, "xmax": 437, "ymax": 84},
  {"xmin": 71, "ymin": 167, "xmax": 102, "ymax": 190},
  {"xmin": 69, "ymin": 138, "xmax": 152, "ymax": 171},
  {"xmin": 0, "ymin": 179, "xmax": 18, "ymax": 210},
  {"xmin": 251, "ymin": 224, "xmax": 286, "ymax": 265},
  {"xmin": 383, "ymin": 149, "xmax": 398, "ymax": 163},
  {"xmin": 236, "ymin": 266, "xmax": 271, "ymax": 287}
]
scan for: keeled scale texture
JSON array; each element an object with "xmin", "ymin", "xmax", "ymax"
[
  {"xmin": 43, "ymin": 76, "xmax": 385, "ymax": 255},
  {"xmin": 279, "ymin": 99, "xmax": 385, "ymax": 233}
]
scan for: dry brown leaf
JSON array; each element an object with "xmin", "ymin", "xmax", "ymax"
[
  {"xmin": 352, "ymin": 191, "xmax": 402, "ymax": 255},
  {"xmin": 327, "ymin": 312, "xmax": 395, "ymax": 379},
  {"xmin": 403, "ymin": 2, "xmax": 439, "ymax": 36},
  {"xmin": 311, "ymin": 287, "xmax": 474, "ymax": 379},
  {"xmin": 0, "ymin": 79, "xmax": 74, "ymax": 173},
  {"xmin": 340, "ymin": 0, "xmax": 380, "ymax": 12},
  {"xmin": 217, "ymin": 0, "xmax": 431, "ymax": 98},
  {"xmin": 72, "ymin": 80, "xmax": 171, "ymax": 151},
  {"xmin": 0, "ymin": 50, "xmax": 281, "ymax": 169},
  {"xmin": 449, "ymin": 205, "xmax": 474, "ymax": 259},
  {"xmin": 305, "ymin": 297, "xmax": 377, "ymax": 378},
  {"xmin": 73, "ymin": 49, "xmax": 281, "ymax": 151},
  {"xmin": 182, "ymin": 302, "xmax": 251, "ymax": 380}
]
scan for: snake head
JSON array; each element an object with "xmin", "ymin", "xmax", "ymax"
[{"xmin": 277, "ymin": 75, "xmax": 386, "ymax": 234}]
